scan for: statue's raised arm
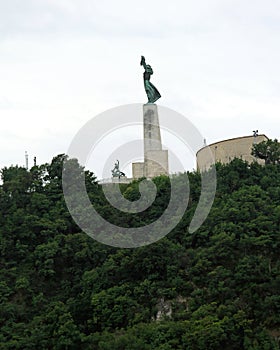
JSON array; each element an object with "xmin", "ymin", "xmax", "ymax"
[
  {"xmin": 140, "ymin": 55, "xmax": 146, "ymax": 68},
  {"xmin": 140, "ymin": 55, "xmax": 161, "ymax": 104}
]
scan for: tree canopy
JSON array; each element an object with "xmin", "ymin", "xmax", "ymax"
[
  {"xmin": 252, "ymin": 138, "xmax": 280, "ymax": 165},
  {"xmin": 0, "ymin": 155, "xmax": 280, "ymax": 349}
]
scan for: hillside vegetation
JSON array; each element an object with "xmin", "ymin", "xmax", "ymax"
[{"xmin": 0, "ymin": 154, "xmax": 280, "ymax": 349}]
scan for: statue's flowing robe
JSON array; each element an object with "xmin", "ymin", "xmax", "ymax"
[{"xmin": 143, "ymin": 70, "xmax": 161, "ymax": 104}]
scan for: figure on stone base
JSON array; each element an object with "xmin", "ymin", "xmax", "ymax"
[
  {"xmin": 111, "ymin": 160, "xmax": 126, "ymax": 179},
  {"xmin": 140, "ymin": 56, "xmax": 161, "ymax": 104}
]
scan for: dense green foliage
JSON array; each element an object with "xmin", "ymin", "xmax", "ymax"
[
  {"xmin": 0, "ymin": 154, "xmax": 280, "ymax": 349},
  {"xmin": 252, "ymin": 138, "xmax": 280, "ymax": 165}
]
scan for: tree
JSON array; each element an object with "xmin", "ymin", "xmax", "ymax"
[
  {"xmin": 1, "ymin": 155, "xmax": 280, "ymax": 348},
  {"xmin": 252, "ymin": 139, "xmax": 280, "ymax": 165}
]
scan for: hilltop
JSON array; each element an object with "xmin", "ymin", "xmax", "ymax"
[{"xmin": 0, "ymin": 154, "xmax": 280, "ymax": 349}]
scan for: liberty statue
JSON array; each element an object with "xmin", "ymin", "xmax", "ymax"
[{"xmin": 140, "ymin": 56, "xmax": 161, "ymax": 104}]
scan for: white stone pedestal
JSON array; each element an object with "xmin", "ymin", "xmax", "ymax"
[{"xmin": 132, "ymin": 104, "xmax": 169, "ymax": 179}]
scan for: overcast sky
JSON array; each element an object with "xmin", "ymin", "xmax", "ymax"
[{"xmin": 1, "ymin": 0, "xmax": 280, "ymax": 178}]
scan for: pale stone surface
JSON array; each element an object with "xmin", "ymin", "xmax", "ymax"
[
  {"xmin": 145, "ymin": 150, "xmax": 169, "ymax": 178},
  {"xmin": 143, "ymin": 104, "xmax": 162, "ymax": 152},
  {"xmin": 196, "ymin": 134, "xmax": 268, "ymax": 171},
  {"xmin": 132, "ymin": 104, "xmax": 169, "ymax": 179},
  {"xmin": 132, "ymin": 162, "xmax": 145, "ymax": 178},
  {"xmin": 99, "ymin": 177, "xmax": 131, "ymax": 185},
  {"xmin": 155, "ymin": 298, "xmax": 172, "ymax": 321},
  {"xmin": 111, "ymin": 176, "xmax": 129, "ymax": 183}
]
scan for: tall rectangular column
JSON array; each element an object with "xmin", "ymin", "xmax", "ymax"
[
  {"xmin": 132, "ymin": 104, "xmax": 169, "ymax": 179},
  {"xmin": 143, "ymin": 104, "xmax": 169, "ymax": 178}
]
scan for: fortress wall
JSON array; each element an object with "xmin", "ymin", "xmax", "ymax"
[{"xmin": 196, "ymin": 134, "xmax": 268, "ymax": 171}]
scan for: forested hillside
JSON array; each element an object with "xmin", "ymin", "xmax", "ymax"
[{"xmin": 0, "ymin": 154, "xmax": 280, "ymax": 349}]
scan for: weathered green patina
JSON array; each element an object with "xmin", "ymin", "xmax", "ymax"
[
  {"xmin": 111, "ymin": 160, "xmax": 125, "ymax": 178},
  {"xmin": 140, "ymin": 56, "xmax": 161, "ymax": 104}
]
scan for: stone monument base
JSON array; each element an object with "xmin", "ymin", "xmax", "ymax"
[
  {"xmin": 132, "ymin": 162, "xmax": 145, "ymax": 179},
  {"xmin": 132, "ymin": 104, "xmax": 169, "ymax": 179},
  {"xmin": 145, "ymin": 150, "xmax": 169, "ymax": 178},
  {"xmin": 111, "ymin": 176, "xmax": 130, "ymax": 184}
]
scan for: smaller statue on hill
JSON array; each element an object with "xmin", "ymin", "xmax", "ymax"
[{"xmin": 111, "ymin": 160, "xmax": 126, "ymax": 179}]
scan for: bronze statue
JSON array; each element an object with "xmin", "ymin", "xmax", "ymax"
[
  {"xmin": 111, "ymin": 160, "xmax": 125, "ymax": 179},
  {"xmin": 140, "ymin": 56, "xmax": 161, "ymax": 104}
]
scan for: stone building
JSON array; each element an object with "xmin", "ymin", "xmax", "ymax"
[{"xmin": 196, "ymin": 134, "xmax": 268, "ymax": 171}]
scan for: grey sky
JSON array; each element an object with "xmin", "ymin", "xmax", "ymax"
[{"xmin": 0, "ymin": 0, "xmax": 280, "ymax": 177}]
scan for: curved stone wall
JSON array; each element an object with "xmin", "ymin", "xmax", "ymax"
[{"xmin": 196, "ymin": 134, "xmax": 269, "ymax": 171}]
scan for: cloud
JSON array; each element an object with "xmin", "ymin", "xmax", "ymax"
[
  {"xmin": 0, "ymin": 0, "xmax": 249, "ymax": 39},
  {"xmin": 0, "ymin": 96, "xmax": 14, "ymax": 109}
]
